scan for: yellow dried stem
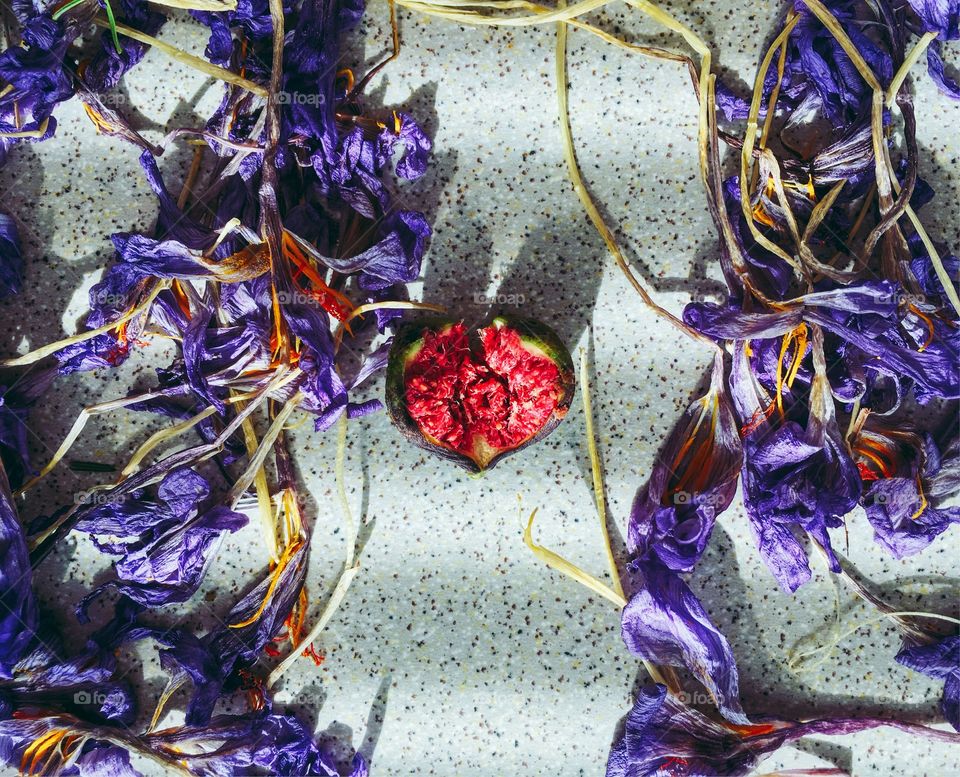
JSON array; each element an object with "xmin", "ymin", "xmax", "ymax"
[
  {"xmin": 523, "ymin": 509, "xmax": 627, "ymax": 608},
  {"xmin": 579, "ymin": 347, "xmax": 625, "ymax": 601},
  {"xmin": 93, "ymin": 17, "xmax": 268, "ymax": 97},
  {"xmin": 887, "ymin": 31, "xmax": 937, "ymax": 107},
  {"xmin": 2, "ymin": 281, "xmax": 168, "ymax": 367},
  {"xmin": 228, "ymin": 391, "xmax": 304, "ymax": 508}
]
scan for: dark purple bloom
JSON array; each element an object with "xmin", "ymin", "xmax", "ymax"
[
  {"xmin": 75, "ymin": 469, "xmax": 247, "ymax": 616},
  {"xmin": 729, "ymin": 335, "xmax": 860, "ymax": 593},
  {"xmin": 0, "ymin": 464, "xmax": 37, "ymax": 678},
  {"xmin": 159, "ymin": 543, "xmax": 307, "ymax": 725},
  {"xmin": 859, "ymin": 432, "xmax": 960, "ymax": 558},
  {"xmin": 0, "ymin": 15, "xmax": 72, "ymax": 138},
  {"xmin": 142, "ymin": 711, "xmax": 368, "ymax": 776},
  {"xmin": 383, "ymin": 111, "xmax": 432, "ymax": 180},
  {"xmin": 0, "ymin": 601, "xmax": 152, "ymax": 734},
  {"xmin": 621, "ymin": 558, "xmax": 746, "ymax": 722},
  {"xmin": 83, "ymin": 0, "xmax": 166, "ymax": 92},
  {"xmin": 721, "ymin": 177, "xmax": 794, "ymax": 299},
  {"xmin": 908, "ymin": 0, "xmax": 959, "ymax": 39},
  {"xmin": 0, "ymin": 367, "xmax": 54, "ymax": 489},
  {"xmin": 138, "ymin": 152, "xmax": 218, "ymax": 251},
  {"xmin": 927, "ymin": 40, "xmax": 960, "ymax": 98},
  {"xmin": 782, "ymin": 1, "xmax": 893, "ymax": 125},
  {"xmin": 685, "ymin": 282, "xmax": 960, "ymax": 400},
  {"xmin": 0, "ymin": 213, "xmax": 22, "ymax": 298},
  {"xmin": 896, "ymin": 635, "xmax": 960, "ymax": 731},
  {"xmin": 629, "ymin": 352, "xmax": 741, "ymax": 572},
  {"xmin": 607, "ymin": 683, "xmax": 960, "ymax": 776}
]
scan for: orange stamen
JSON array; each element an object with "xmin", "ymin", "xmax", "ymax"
[
  {"xmin": 775, "ymin": 323, "xmax": 807, "ymax": 416},
  {"xmin": 853, "ymin": 445, "xmax": 894, "ymax": 480},
  {"xmin": 336, "ymin": 68, "xmax": 355, "ymax": 93},
  {"xmin": 82, "ymin": 103, "xmax": 113, "ymax": 135},
  {"xmin": 281, "ymin": 232, "xmax": 355, "ymax": 329},
  {"xmin": 725, "ymin": 722, "xmax": 778, "ymax": 737},
  {"xmin": 751, "ymin": 176, "xmax": 778, "ymax": 228},
  {"xmin": 908, "ymin": 305, "xmax": 935, "ymax": 353},
  {"xmin": 171, "ymin": 279, "xmax": 192, "ymax": 319},
  {"xmin": 911, "ymin": 474, "xmax": 928, "ymax": 520},
  {"xmin": 229, "ymin": 539, "xmax": 304, "ymax": 629},
  {"xmin": 740, "ymin": 402, "xmax": 776, "ymax": 436}
]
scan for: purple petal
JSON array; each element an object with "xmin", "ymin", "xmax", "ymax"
[{"xmin": 621, "ymin": 559, "xmax": 746, "ymax": 722}]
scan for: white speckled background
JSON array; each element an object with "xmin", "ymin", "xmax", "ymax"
[{"xmin": 2, "ymin": 1, "xmax": 959, "ymax": 775}]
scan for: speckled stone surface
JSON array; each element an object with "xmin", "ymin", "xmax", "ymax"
[{"xmin": 1, "ymin": 2, "xmax": 959, "ymax": 775}]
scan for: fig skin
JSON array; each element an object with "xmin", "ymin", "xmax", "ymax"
[{"xmin": 385, "ymin": 316, "xmax": 575, "ymax": 473}]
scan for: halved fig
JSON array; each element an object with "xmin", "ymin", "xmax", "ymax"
[{"xmin": 386, "ymin": 316, "xmax": 575, "ymax": 473}]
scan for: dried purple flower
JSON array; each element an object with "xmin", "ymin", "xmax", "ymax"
[
  {"xmin": 628, "ymin": 352, "xmax": 741, "ymax": 573},
  {"xmin": 75, "ymin": 469, "xmax": 247, "ymax": 616},
  {"xmin": 607, "ymin": 683, "xmax": 960, "ymax": 777},
  {"xmin": 896, "ymin": 634, "xmax": 960, "ymax": 731},
  {"xmin": 621, "ymin": 558, "xmax": 746, "ymax": 723}
]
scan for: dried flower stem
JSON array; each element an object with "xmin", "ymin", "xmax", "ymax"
[
  {"xmin": 92, "ymin": 17, "xmax": 268, "ymax": 97},
  {"xmin": 579, "ymin": 346, "xmax": 624, "ymax": 601},
  {"xmin": 887, "ymin": 30, "xmax": 937, "ymax": 106},
  {"xmin": 554, "ymin": 12, "xmax": 718, "ymax": 350},
  {"xmin": 1, "ymin": 281, "xmax": 167, "ymax": 367}
]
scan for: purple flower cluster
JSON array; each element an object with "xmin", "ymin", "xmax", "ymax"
[
  {"xmin": 612, "ymin": 1, "xmax": 959, "ymax": 772},
  {"xmin": 0, "ymin": 0, "xmax": 433, "ymax": 773}
]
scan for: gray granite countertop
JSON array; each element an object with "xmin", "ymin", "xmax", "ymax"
[{"xmin": 1, "ymin": 1, "xmax": 958, "ymax": 775}]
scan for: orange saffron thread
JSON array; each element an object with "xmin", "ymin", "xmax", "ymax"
[
  {"xmin": 908, "ymin": 305, "xmax": 935, "ymax": 352},
  {"xmin": 911, "ymin": 474, "xmax": 928, "ymax": 520},
  {"xmin": 229, "ymin": 539, "xmax": 304, "ymax": 629}
]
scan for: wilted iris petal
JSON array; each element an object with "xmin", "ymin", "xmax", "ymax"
[
  {"xmin": 721, "ymin": 177, "xmax": 794, "ymax": 298},
  {"xmin": 386, "ymin": 112, "xmax": 432, "ymax": 180},
  {"xmin": 860, "ymin": 434, "xmax": 960, "ymax": 558},
  {"xmin": 607, "ymin": 682, "xmax": 960, "ymax": 776},
  {"xmin": 686, "ymin": 282, "xmax": 960, "ymax": 400},
  {"xmin": 0, "ymin": 15, "xmax": 73, "ymax": 134},
  {"xmin": 621, "ymin": 558, "xmax": 746, "ymax": 722},
  {"xmin": 741, "ymin": 420, "xmax": 859, "ymax": 591},
  {"xmin": 1, "ymin": 602, "xmax": 150, "ymax": 728},
  {"xmin": 896, "ymin": 635, "xmax": 960, "ymax": 731},
  {"xmin": 83, "ymin": 0, "xmax": 166, "ymax": 92},
  {"xmin": 357, "ymin": 210, "xmax": 431, "ymax": 291},
  {"xmin": 629, "ymin": 352, "xmax": 741, "ymax": 572},
  {"xmin": 140, "ymin": 709, "xmax": 368, "ymax": 776},
  {"xmin": 730, "ymin": 339, "xmax": 859, "ymax": 593},
  {"xmin": 138, "ymin": 152, "xmax": 217, "ymax": 251},
  {"xmin": 912, "ymin": 251, "xmax": 959, "ymax": 309},
  {"xmin": 73, "ymin": 743, "xmax": 141, "ymax": 777},
  {"xmin": 784, "ymin": 2, "xmax": 893, "ymax": 125},
  {"xmin": 0, "ymin": 212, "xmax": 22, "ymax": 298},
  {"xmin": 81, "ymin": 505, "xmax": 246, "ymax": 614},
  {"xmin": 160, "ymin": 543, "xmax": 308, "ymax": 725},
  {"xmin": 926, "ymin": 40, "xmax": 960, "ymax": 98},
  {"xmin": 0, "ymin": 464, "xmax": 37, "ymax": 678},
  {"xmin": 908, "ymin": 0, "xmax": 959, "ymax": 39},
  {"xmin": 75, "ymin": 469, "xmax": 246, "ymax": 616}
]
